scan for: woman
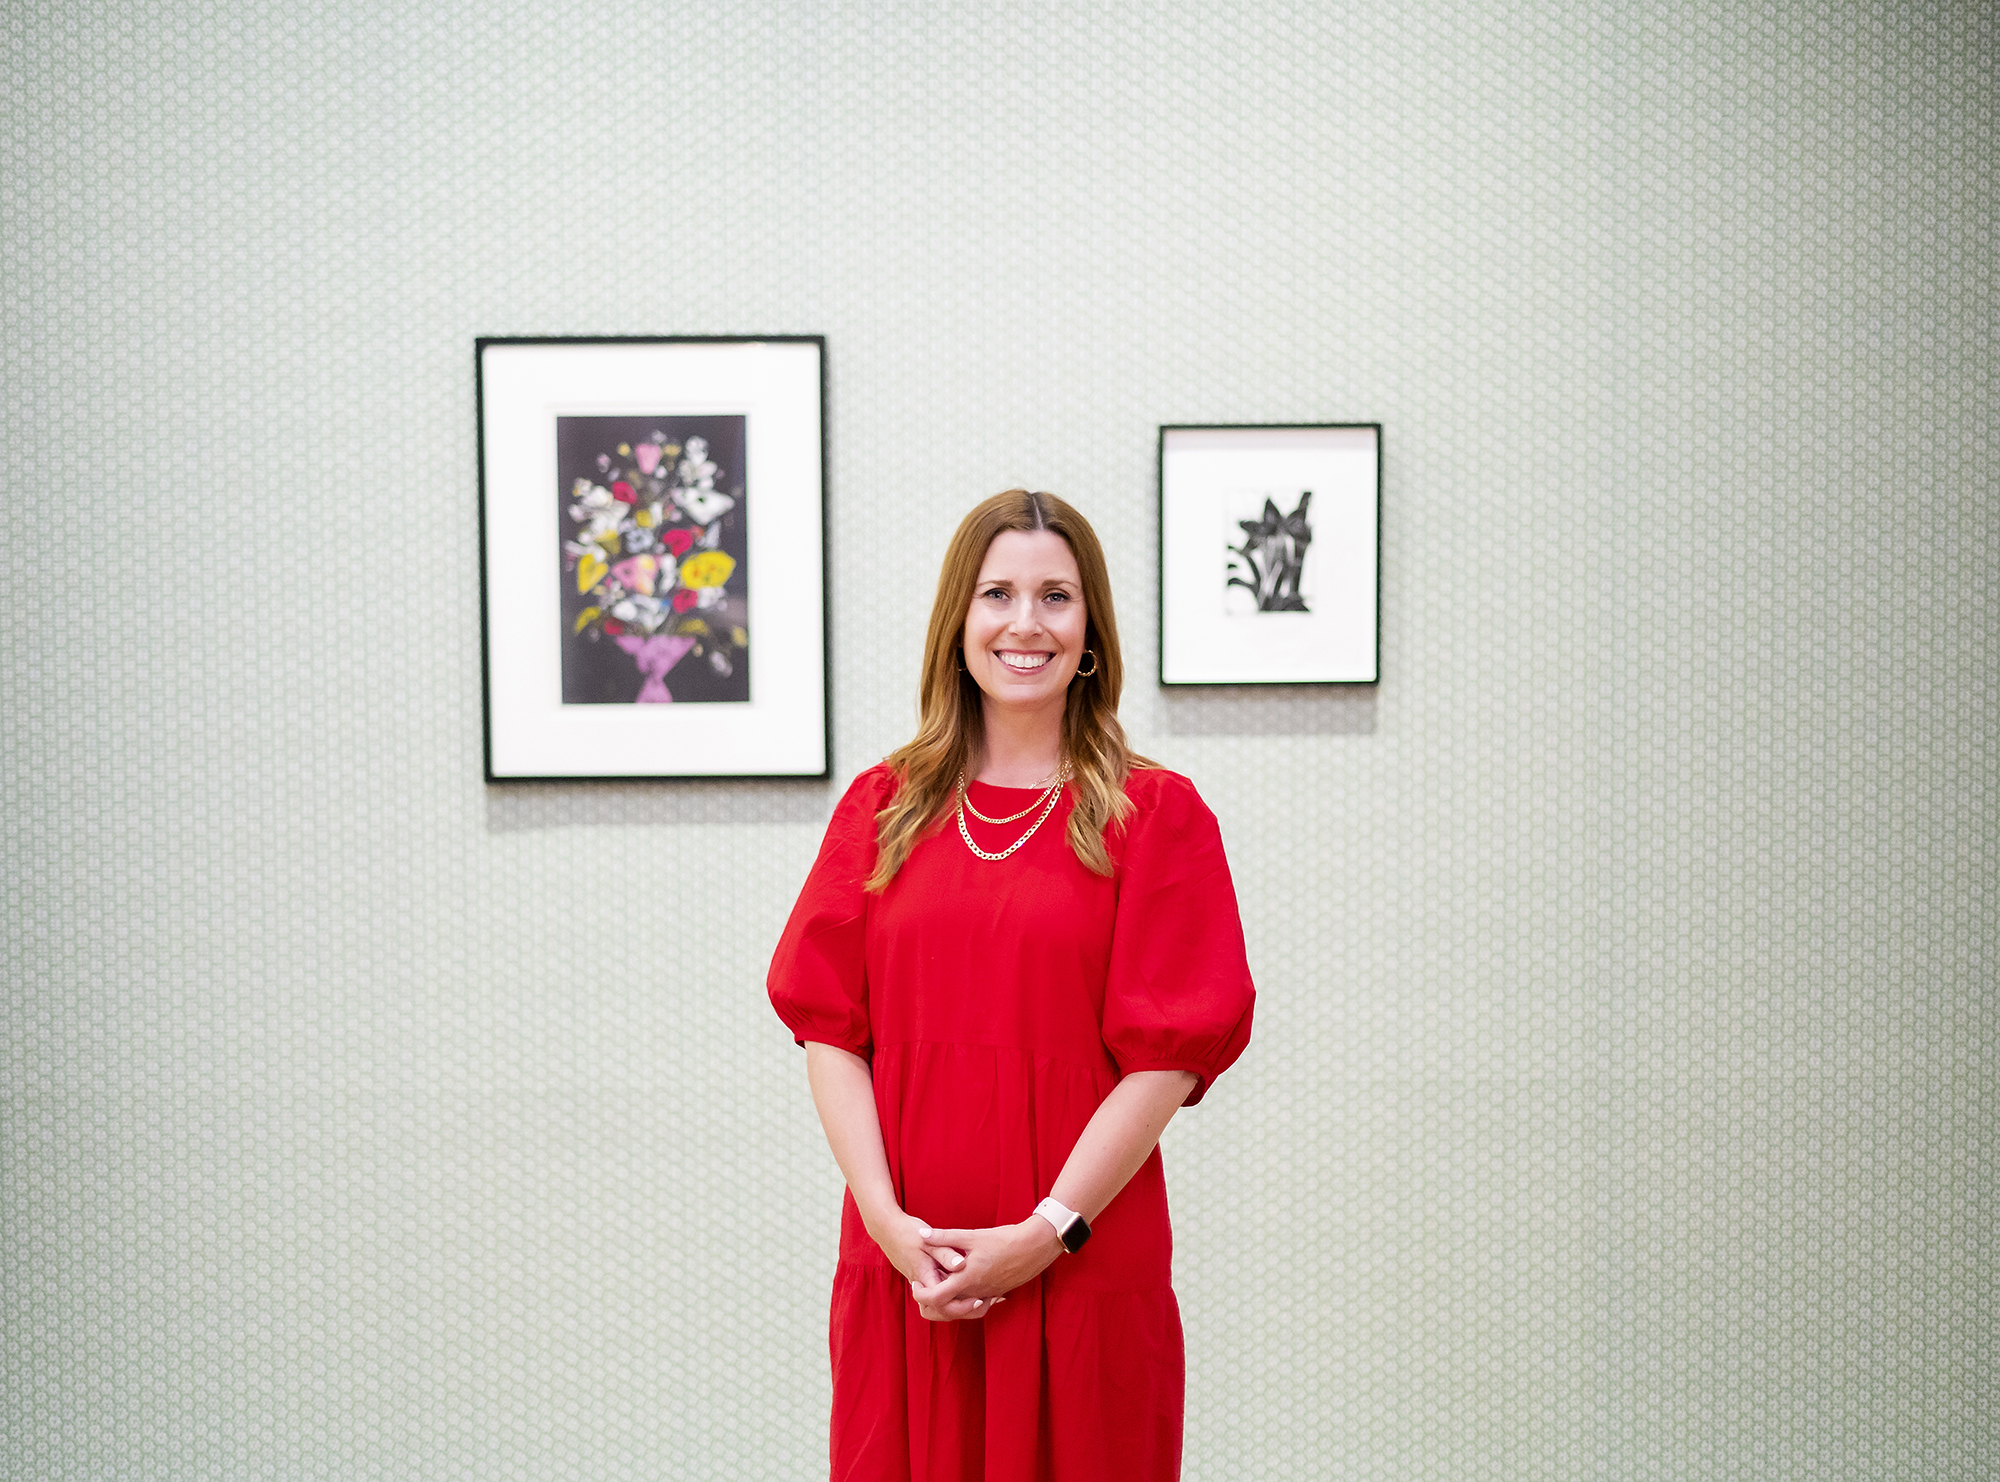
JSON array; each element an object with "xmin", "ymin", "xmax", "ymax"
[{"xmin": 768, "ymin": 490, "xmax": 1255, "ymax": 1481}]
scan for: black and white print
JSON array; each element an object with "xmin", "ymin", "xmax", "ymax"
[
  {"xmin": 1225, "ymin": 489, "xmax": 1316, "ymax": 614},
  {"xmin": 1159, "ymin": 424, "xmax": 1381, "ymax": 685}
]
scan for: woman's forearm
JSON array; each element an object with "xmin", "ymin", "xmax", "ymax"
[
  {"xmin": 803, "ymin": 1042, "xmax": 900, "ymax": 1231},
  {"xmin": 894, "ymin": 1067, "xmax": 1202, "ymax": 1318},
  {"xmin": 1047, "ymin": 1069, "xmax": 1199, "ymax": 1223},
  {"xmin": 808, "ymin": 1050, "xmax": 1197, "ymax": 1235}
]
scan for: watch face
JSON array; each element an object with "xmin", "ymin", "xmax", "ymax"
[{"xmin": 1063, "ymin": 1218, "xmax": 1091, "ymax": 1254}]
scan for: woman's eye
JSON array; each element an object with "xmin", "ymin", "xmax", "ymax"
[{"xmin": 1044, "ymin": 591, "xmax": 1070, "ymax": 603}]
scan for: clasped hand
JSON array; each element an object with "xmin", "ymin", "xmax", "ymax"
[{"xmin": 870, "ymin": 1210, "xmax": 1065, "ymax": 1322}]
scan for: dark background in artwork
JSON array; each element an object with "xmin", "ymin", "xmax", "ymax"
[{"xmin": 554, "ymin": 413, "xmax": 750, "ymax": 705}]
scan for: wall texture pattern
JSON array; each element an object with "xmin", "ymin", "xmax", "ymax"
[{"xmin": 3, "ymin": 2, "xmax": 1993, "ymax": 1477}]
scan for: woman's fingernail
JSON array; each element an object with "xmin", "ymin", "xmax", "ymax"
[{"xmin": 917, "ymin": 1224, "xmax": 933, "ymax": 1238}]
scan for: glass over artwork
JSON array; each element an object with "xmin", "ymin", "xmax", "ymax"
[{"xmin": 555, "ymin": 414, "xmax": 750, "ymax": 705}]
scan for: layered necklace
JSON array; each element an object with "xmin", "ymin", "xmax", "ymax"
[{"xmin": 956, "ymin": 762, "xmax": 1072, "ymax": 861}]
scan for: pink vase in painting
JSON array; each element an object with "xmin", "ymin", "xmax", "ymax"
[{"xmin": 612, "ymin": 634, "xmax": 696, "ymax": 702}]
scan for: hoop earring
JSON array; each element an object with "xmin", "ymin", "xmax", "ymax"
[{"xmin": 1073, "ymin": 648, "xmax": 1098, "ymax": 679}]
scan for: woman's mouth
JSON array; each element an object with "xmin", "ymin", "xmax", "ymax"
[{"xmin": 997, "ymin": 651, "xmax": 1052, "ymax": 672}]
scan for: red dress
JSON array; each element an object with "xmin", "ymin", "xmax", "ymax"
[{"xmin": 768, "ymin": 763, "xmax": 1255, "ymax": 1482}]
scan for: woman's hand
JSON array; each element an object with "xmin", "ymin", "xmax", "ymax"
[
  {"xmin": 906, "ymin": 1070, "xmax": 1198, "ymax": 1323},
  {"xmin": 910, "ymin": 1217, "xmax": 1065, "ymax": 1322},
  {"xmin": 865, "ymin": 1209, "xmax": 976, "ymax": 1290}
]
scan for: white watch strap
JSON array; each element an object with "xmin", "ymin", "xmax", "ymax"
[{"xmin": 1033, "ymin": 1196, "xmax": 1080, "ymax": 1245}]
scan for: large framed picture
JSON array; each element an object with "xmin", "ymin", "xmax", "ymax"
[
  {"xmin": 1158, "ymin": 423, "xmax": 1381, "ymax": 686},
  {"xmin": 476, "ymin": 336, "xmax": 829, "ymax": 779}
]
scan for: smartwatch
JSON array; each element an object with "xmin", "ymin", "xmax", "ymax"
[{"xmin": 1032, "ymin": 1196, "xmax": 1092, "ymax": 1254}]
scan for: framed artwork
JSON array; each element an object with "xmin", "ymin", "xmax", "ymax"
[
  {"xmin": 1157, "ymin": 423, "xmax": 1381, "ymax": 686},
  {"xmin": 476, "ymin": 336, "xmax": 829, "ymax": 780}
]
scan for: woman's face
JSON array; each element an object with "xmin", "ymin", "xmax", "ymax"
[{"xmin": 961, "ymin": 529, "xmax": 1088, "ymax": 715}]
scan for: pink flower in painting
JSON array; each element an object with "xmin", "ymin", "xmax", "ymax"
[
  {"xmin": 611, "ymin": 481, "xmax": 637, "ymax": 504},
  {"xmin": 661, "ymin": 527, "xmax": 696, "ymax": 557},
  {"xmin": 610, "ymin": 555, "xmax": 659, "ymax": 596},
  {"xmin": 671, "ymin": 588, "xmax": 699, "ymax": 613},
  {"xmin": 634, "ymin": 443, "xmax": 662, "ymax": 475}
]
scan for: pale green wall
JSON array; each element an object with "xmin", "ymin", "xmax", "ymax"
[{"xmin": 3, "ymin": 2, "xmax": 1993, "ymax": 1478}]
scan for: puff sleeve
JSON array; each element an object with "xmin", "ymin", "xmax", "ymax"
[
  {"xmin": 766, "ymin": 765, "xmax": 893, "ymax": 1057},
  {"xmin": 1101, "ymin": 771, "xmax": 1256, "ymax": 1105}
]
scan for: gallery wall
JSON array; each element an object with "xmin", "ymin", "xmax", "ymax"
[{"xmin": 4, "ymin": 2, "xmax": 1993, "ymax": 1478}]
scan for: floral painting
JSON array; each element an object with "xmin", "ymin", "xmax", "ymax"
[
  {"xmin": 480, "ymin": 337, "xmax": 826, "ymax": 778},
  {"xmin": 554, "ymin": 414, "xmax": 749, "ymax": 705}
]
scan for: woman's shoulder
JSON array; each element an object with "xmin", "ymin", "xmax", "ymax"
[
  {"xmin": 1117, "ymin": 763, "xmax": 1218, "ymax": 832},
  {"xmin": 1121, "ymin": 761, "xmax": 1205, "ymax": 804},
  {"xmin": 847, "ymin": 760, "xmax": 898, "ymax": 794},
  {"xmin": 834, "ymin": 761, "xmax": 900, "ymax": 815}
]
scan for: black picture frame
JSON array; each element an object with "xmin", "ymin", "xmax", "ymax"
[
  {"xmin": 1157, "ymin": 422, "xmax": 1382, "ymax": 687},
  {"xmin": 476, "ymin": 336, "xmax": 831, "ymax": 780}
]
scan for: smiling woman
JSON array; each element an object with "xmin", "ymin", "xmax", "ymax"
[
  {"xmin": 963, "ymin": 529, "xmax": 1088, "ymax": 704},
  {"xmin": 867, "ymin": 492, "xmax": 1136, "ymax": 889},
  {"xmin": 768, "ymin": 490, "xmax": 1257, "ymax": 1482}
]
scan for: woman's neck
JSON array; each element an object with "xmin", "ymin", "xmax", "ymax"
[{"xmin": 972, "ymin": 699, "xmax": 1065, "ymax": 787}]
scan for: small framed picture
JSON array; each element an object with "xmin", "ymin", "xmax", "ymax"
[
  {"xmin": 1157, "ymin": 423, "xmax": 1381, "ymax": 686},
  {"xmin": 476, "ymin": 336, "xmax": 829, "ymax": 780}
]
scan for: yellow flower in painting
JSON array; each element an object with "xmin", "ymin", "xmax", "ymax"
[
  {"xmin": 678, "ymin": 551, "xmax": 736, "ymax": 590},
  {"xmin": 731, "ymin": 626, "xmax": 748, "ymax": 647},
  {"xmin": 617, "ymin": 443, "xmax": 631, "ymax": 456},
  {"xmin": 576, "ymin": 551, "xmax": 608, "ymax": 593},
  {"xmin": 573, "ymin": 605, "xmax": 601, "ymax": 634},
  {"xmin": 634, "ymin": 507, "xmax": 656, "ymax": 528},
  {"xmin": 677, "ymin": 618, "xmax": 709, "ymax": 636}
]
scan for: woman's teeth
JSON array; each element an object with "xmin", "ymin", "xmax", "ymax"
[{"xmin": 999, "ymin": 652, "xmax": 1051, "ymax": 671}]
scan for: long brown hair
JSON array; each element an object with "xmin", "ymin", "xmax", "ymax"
[{"xmin": 868, "ymin": 490, "xmax": 1150, "ymax": 890}]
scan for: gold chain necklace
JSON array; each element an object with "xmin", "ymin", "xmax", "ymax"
[
  {"xmin": 956, "ymin": 770, "xmax": 1068, "ymax": 861},
  {"xmin": 959, "ymin": 764, "xmax": 1069, "ymax": 824}
]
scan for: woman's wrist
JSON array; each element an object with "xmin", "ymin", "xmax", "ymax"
[
  {"xmin": 1016, "ymin": 1215, "xmax": 1065, "ymax": 1262},
  {"xmin": 857, "ymin": 1197, "xmax": 906, "ymax": 1242}
]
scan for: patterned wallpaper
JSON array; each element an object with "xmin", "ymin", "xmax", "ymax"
[{"xmin": 3, "ymin": 2, "xmax": 1992, "ymax": 1477}]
